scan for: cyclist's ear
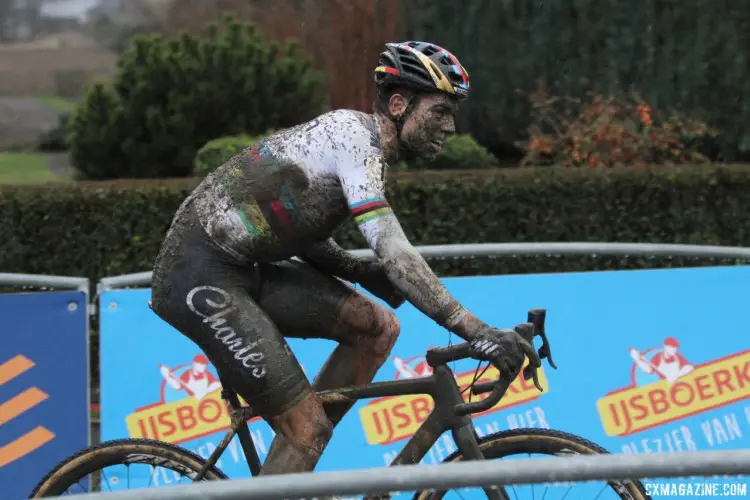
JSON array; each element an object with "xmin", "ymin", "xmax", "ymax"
[{"xmin": 388, "ymin": 92, "xmax": 410, "ymax": 119}]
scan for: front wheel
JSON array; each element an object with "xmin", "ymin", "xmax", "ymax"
[
  {"xmin": 412, "ymin": 428, "xmax": 650, "ymax": 500},
  {"xmin": 29, "ymin": 438, "xmax": 228, "ymax": 497}
]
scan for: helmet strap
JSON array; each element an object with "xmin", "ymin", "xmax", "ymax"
[{"xmin": 392, "ymin": 95, "xmax": 418, "ymax": 138}]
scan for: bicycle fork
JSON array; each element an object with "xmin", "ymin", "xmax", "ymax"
[
  {"xmin": 450, "ymin": 422, "xmax": 508, "ymax": 500},
  {"xmin": 403, "ymin": 366, "xmax": 509, "ymax": 500},
  {"xmin": 445, "ymin": 384, "xmax": 510, "ymax": 500}
]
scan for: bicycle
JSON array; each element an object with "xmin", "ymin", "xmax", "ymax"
[{"xmin": 30, "ymin": 308, "xmax": 650, "ymax": 499}]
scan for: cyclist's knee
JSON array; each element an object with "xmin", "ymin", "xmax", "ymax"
[
  {"xmin": 371, "ymin": 308, "xmax": 400, "ymax": 364},
  {"xmin": 336, "ymin": 293, "xmax": 400, "ymax": 363}
]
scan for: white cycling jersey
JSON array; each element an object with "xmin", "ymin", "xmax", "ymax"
[{"xmin": 182, "ymin": 108, "xmax": 467, "ymax": 332}]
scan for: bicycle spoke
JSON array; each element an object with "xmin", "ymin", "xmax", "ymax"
[
  {"xmin": 592, "ymin": 483, "xmax": 609, "ymax": 499},
  {"xmin": 511, "ymin": 485, "xmax": 520, "ymax": 500},
  {"xmin": 102, "ymin": 470, "xmax": 113, "ymax": 492}
]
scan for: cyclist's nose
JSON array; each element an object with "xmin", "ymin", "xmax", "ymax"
[{"xmin": 442, "ymin": 117, "xmax": 456, "ymax": 134}]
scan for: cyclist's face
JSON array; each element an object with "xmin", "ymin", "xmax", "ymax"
[{"xmin": 399, "ymin": 94, "xmax": 458, "ymax": 161}]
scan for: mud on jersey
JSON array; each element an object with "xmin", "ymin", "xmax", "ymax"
[
  {"xmin": 181, "ymin": 108, "xmax": 469, "ymax": 334},
  {"xmin": 188, "ymin": 109, "xmax": 387, "ymax": 262}
]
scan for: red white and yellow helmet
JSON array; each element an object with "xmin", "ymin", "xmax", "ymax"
[{"xmin": 374, "ymin": 41, "xmax": 471, "ymax": 100}]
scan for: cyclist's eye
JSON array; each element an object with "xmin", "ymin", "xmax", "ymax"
[{"xmin": 433, "ymin": 108, "xmax": 449, "ymax": 119}]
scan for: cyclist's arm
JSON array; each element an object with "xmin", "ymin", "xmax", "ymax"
[
  {"xmin": 300, "ymin": 238, "xmax": 371, "ymax": 283},
  {"xmin": 340, "ymin": 154, "xmax": 485, "ymax": 341}
]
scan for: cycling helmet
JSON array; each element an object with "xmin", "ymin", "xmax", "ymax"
[{"xmin": 374, "ymin": 41, "xmax": 470, "ymax": 100}]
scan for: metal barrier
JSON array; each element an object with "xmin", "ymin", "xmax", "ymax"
[
  {"xmin": 96, "ymin": 241, "xmax": 750, "ymax": 291},
  {"xmin": 0, "ymin": 272, "xmax": 89, "ymax": 292},
  {"xmin": 21, "ymin": 242, "xmax": 750, "ymax": 498},
  {"xmin": 63, "ymin": 450, "xmax": 750, "ymax": 499}
]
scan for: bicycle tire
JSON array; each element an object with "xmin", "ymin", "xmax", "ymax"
[
  {"xmin": 412, "ymin": 428, "xmax": 650, "ymax": 500},
  {"xmin": 29, "ymin": 438, "xmax": 228, "ymax": 498}
]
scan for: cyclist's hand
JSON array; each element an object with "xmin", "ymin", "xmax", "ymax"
[
  {"xmin": 356, "ymin": 262, "xmax": 405, "ymax": 309},
  {"xmin": 469, "ymin": 326, "xmax": 541, "ymax": 380}
]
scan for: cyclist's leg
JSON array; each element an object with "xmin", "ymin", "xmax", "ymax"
[
  {"xmin": 256, "ymin": 259, "xmax": 401, "ymax": 427},
  {"xmin": 151, "ymin": 207, "xmax": 333, "ymax": 476}
]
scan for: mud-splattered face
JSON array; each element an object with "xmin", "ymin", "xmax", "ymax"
[{"xmin": 393, "ymin": 93, "xmax": 458, "ymax": 161}]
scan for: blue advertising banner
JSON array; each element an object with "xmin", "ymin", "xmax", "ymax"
[
  {"xmin": 0, "ymin": 291, "xmax": 89, "ymax": 500},
  {"xmin": 100, "ymin": 266, "xmax": 750, "ymax": 497}
]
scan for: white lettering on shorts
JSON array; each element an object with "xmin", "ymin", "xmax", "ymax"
[{"xmin": 186, "ymin": 286, "xmax": 266, "ymax": 378}]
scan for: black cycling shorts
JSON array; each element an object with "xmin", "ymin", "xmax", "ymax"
[{"xmin": 150, "ymin": 199, "xmax": 356, "ymax": 418}]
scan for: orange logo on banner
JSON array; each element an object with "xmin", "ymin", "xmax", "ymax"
[
  {"xmin": 358, "ymin": 354, "xmax": 548, "ymax": 446},
  {"xmin": 0, "ymin": 355, "xmax": 56, "ymax": 467},
  {"xmin": 125, "ymin": 354, "xmax": 258, "ymax": 445},
  {"xmin": 596, "ymin": 337, "xmax": 750, "ymax": 437}
]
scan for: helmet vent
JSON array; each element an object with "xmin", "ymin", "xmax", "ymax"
[
  {"xmin": 402, "ymin": 62, "xmax": 431, "ymax": 80},
  {"xmin": 428, "ymin": 61, "xmax": 443, "ymax": 77}
]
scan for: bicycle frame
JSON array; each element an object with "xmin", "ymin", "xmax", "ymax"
[
  {"xmin": 194, "ymin": 309, "xmax": 553, "ymax": 500},
  {"xmin": 195, "ymin": 359, "xmax": 504, "ymax": 499},
  {"xmin": 200, "ymin": 361, "xmax": 490, "ymax": 470}
]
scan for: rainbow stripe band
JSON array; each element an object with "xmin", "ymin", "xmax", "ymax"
[
  {"xmin": 375, "ymin": 65, "xmax": 400, "ymax": 76},
  {"xmin": 351, "ymin": 197, "xmax": 392, "ymax": 224}
]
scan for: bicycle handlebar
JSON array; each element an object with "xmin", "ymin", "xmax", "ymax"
[{"xmin": 424, "ymin": 308, "xmax": 557, "ymax": 417}]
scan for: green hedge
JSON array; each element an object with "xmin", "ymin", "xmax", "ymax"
[{"xmin": 3, "ymin": 165, "xmax": 750, "ymax": 283}]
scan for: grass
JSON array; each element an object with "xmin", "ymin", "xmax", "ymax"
[
  {"xmin": 0, "ymin": 152, "xmax": 65, "ymax": 184},
  {"xmin": 36, "ymin": 95, "xmax": 76, "ymax": 114}
]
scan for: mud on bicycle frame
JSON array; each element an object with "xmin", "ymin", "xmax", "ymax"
[
  {"xmin": 193, "ymin": 309, "xmax": 556, "ymax": 499},
  {"xmin": 31, "ymin": 308, "xmax": 650, "ymax": 499}
]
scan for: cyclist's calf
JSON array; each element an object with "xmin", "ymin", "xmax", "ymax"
[{"xmin": 260, "ymin": 391, "xmax": 333, "ymax": 475}]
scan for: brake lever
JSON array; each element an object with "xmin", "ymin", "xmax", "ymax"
[
  {"xmin": 513, "ymin": 323, "xmax": 544, "ymax": 392},
  {"xmin": 528, "ymin": 309, "xmax": 557, "ymax": 370},
  {"xmin": 523, "ymin": 365, "xmax": 543, "ymax": 392}
]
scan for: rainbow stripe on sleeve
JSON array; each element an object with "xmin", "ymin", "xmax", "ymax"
[{"xmin": 350, "ymin": 197, "xmax": 393, "ymax": 224}]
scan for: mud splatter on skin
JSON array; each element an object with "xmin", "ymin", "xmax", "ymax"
[
  {"xmin": 309, "ymin": 295, "xmax": 400, "ymax": 427},
  {"xmin": 165, "ymin": 104, "xmax": 480, "ymax": 341},
  {"xmin": 398, "ymin": 94, "xmax": 459, "ymax": 162},
  {"xmin": 152, "ymin": 103, "xmax": 487, "ymax": 478}
]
